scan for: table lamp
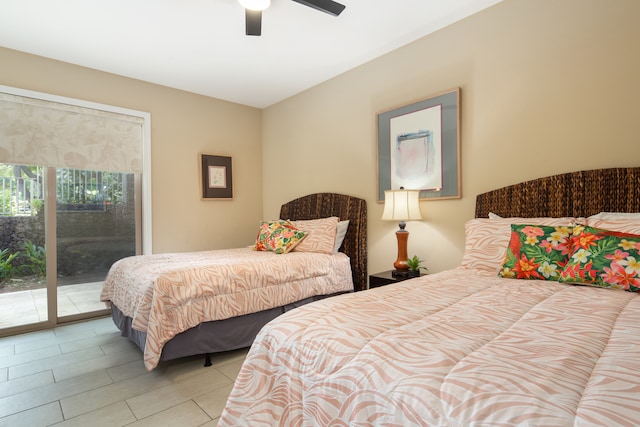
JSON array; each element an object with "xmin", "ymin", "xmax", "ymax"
[{"xmin": 381, "ymin": 187, "xmax": 422, "ymax": 276}]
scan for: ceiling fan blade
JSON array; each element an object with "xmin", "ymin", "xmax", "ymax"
[
  {"xmin": 245, "ymin": 9, "xmax": 262, "ymax": 36},
  {"xmin": 291, "ymin": 0, "xmax": 346, "ymax": 17}
]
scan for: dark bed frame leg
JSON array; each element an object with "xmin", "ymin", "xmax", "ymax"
[{"xmin": 204, "ymin": 353, "xmax": 212, "ymax": 367}]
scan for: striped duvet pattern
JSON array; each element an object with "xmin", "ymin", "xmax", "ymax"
[
  {"xmin": 100, "ymin": 248, "xmax": 353, "ymax": 370},
  {"xmin": 219, "ymin": 269, "xmax": 640, "ymax": 426}
]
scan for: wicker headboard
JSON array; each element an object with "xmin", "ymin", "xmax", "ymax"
[
  {"xmin": 280, "ymin": 193, "xmax": 367, "ymax": 292},
  {"xmin": 476, "ymin": 167, "xmax": 640, "ymax": 218}
]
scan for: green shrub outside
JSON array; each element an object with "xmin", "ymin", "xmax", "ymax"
[{"xmin": 0, "ymin": 240, "xmax": 46, "ymax": 283}]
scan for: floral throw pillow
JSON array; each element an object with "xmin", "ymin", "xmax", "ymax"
[
  {"xmin": 254, "ymin": 220, "xmax": 307, "ymax": 254},
  {"xmin": 498, "ymin": 224, "xmax": 573, "ymax": 280},
  {"xmin": 558, "ymin": 225, "xmax": 640, "ymax": 292}
]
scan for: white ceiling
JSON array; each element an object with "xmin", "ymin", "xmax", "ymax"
[{"xmin": 0, "ymin": 0, "xmax": 502, "ymax": 109}]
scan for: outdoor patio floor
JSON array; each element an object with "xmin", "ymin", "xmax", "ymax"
[{"xmin": 0, "ymin": 282, "xmax": 106, "ymax": 329}]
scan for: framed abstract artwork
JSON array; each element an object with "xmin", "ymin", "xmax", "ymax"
[
  {"xmin": 200, "ymin": 154, "xmax": 233, "ymax": 200},
  {"xmin": 377, "ymin": 88, "xmax": 460, "ymax": 201}
]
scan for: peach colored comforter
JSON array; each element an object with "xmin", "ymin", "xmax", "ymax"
[
  {"xmin": 100, "ymin": 248, "xmax": 353, "ymax": 370},
  {"xmin": 220, "ymin": 268, "xmax": 640, "ymax": 426}
]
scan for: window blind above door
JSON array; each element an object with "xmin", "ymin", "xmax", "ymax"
[{"xmin": 0, "ymin": 90, "xmax": 144, "ymax": 173}]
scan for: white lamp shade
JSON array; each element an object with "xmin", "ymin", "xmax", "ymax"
[
  {"xmin": 239, "ymin": 0, "xmax": 271, "ymax": 11},
  {"xmin": 382, "ymin": 189, "xmax": 422, "ymax": 221}
]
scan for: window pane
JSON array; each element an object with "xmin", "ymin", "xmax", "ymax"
[
  {"xmin": 56, "ymin": 169, "xmax": 136, "ymax": 316},
  {"xmin": 0, "ymin": 163, "xmax": 47, "ymax": 328}
]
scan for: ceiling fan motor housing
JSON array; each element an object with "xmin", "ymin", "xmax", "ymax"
[{"xmin": 243, "ymin": 0, "xmax": 346, "ymax": 36}]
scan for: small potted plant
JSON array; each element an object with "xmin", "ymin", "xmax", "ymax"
[{"xmin": 406, "ymin": 255, "xmax": 427, "ymax": 277}]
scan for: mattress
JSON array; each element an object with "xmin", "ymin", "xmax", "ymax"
[
  {"xmin": 100, "ymin": 247, "xmax": 353, "ymax": 370},
  {"xmin": 219, "ymin": 268, "xmax": 640, "ymax": 426}
]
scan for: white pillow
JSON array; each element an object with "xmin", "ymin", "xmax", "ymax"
[
  {"xmin": 586, "ymin": 218, "xmax": 640, "ymax": 235},
  {"xmin": 333, "ymin": 220, "xmax": 350, "ymax": 253},
  {"xmin": 586, "ymin": 212, "xmax": 640, "ymax": 234},
  {"xmin": 588, "ymin": 212, "xmax": 640, "ymax": 220}
]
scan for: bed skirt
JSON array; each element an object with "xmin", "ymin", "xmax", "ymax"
[{"xmin": 111, "ymin": 293, "xmax": 342, "ymax": 363}]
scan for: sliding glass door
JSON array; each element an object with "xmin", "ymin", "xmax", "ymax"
[
  {"xmin": 0, "ymin": 84, "xmax": 150, "ymax": 335},
  {"xmin": 56, "ymin": 168, "xmax": 138, "ymax": 318},
  {"xmin": 0, "ymin": 164, "xmax": 140, "ymax": 332}
]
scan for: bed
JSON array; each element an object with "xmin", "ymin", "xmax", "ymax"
[
  {"xmin": 219, "ymin": 167, "xmax": 640, "ymax": 426},
  {"xmin": 100, "ymin": 192, "xmax": 367, "ymax": 371}
]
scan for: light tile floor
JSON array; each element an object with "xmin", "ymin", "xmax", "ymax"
[
  {"xmin": 0, "ymin": 283, "xmax": 107, "ymax": 329},
  {"xmin": 0, "ymin": 317, "xmax": 248, "ymax": 426}
]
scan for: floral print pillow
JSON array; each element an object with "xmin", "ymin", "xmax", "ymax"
[
  {"xmin": 499, "ymin": 224, "xmax": 573, "ymax": 280},
  {"xmin": 254, "ymin": 220, "xmax": 307, "ymax": 254},
  {"xmin": 559, "ymin": 225, "xmax": 640, "ymax": 292}
]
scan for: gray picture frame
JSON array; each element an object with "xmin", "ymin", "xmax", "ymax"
[{"xmin": 377, "ymin": 88, "xmax": 460, "ymax": 201}]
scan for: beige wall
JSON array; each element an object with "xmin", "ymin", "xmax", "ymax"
[
  {"xmin": 262, "ymin": 0, "xmax": 640, "ymax": 276},
  {"xmin": 0, "ymin": 47, "xmax": 263, "ymax": 253},
  {"xmin": 2, "ymin": 0, "xmax": 639, "ymax": 280}
]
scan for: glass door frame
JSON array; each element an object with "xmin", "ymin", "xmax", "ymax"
[{"xmin": 0, "ymin": 84, "xmax": 152, "ymax": 337}]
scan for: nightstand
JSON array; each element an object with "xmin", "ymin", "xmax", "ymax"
[{"xmin": 369, "ymin": 270, "xmax": 423, "ymax": 289}]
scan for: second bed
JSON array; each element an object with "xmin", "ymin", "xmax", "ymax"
[{"xmin": 100, "ymin": 192, "xmax": 367, "ymax": 370}]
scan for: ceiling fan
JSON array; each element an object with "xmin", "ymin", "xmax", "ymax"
[{"xmin": 239, "ymin": 0, "xmax": 346, "ymax": 36}]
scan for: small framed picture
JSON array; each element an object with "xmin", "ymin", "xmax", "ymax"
[{"xmin": 200, "ymin": 154, "xmax": 233, "ymax": 200}]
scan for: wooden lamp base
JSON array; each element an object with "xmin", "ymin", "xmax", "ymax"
[{"xmin": 392, "ymin": 229, "xmax": 409, "ymax": 277}]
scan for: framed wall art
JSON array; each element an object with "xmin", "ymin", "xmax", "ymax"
[
  {"xmin": 377, "ymin": 88, "xmax": 460, "ymax": 201},
  {"xmin": 200, "ymin": 154, "xmax": 233, "ymax": 200}
]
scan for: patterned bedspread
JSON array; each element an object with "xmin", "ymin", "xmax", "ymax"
[
  {"xmin": 219, "ymin": 268, "xmax": 640, "ymax": 426},
  {"xmin": 100, "ymin": 248, "xmax": 353, "ymax": 370}
]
